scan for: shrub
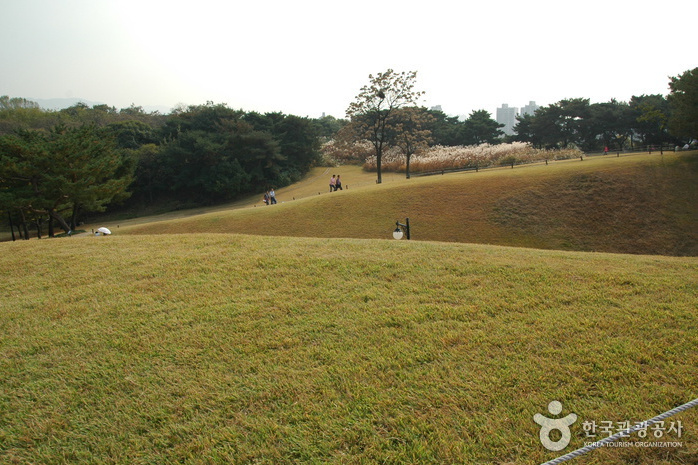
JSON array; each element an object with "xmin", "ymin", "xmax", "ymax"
[
  {"xmin": 361, "ymin": 142, "xmax": 584, "ymax": 173},
  {"xmin": 320, "ymin": 139, "xmax": 373, "ymax": 166}
]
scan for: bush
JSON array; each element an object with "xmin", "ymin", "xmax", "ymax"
[{"xmin": 362, "ymin": 142, "xmax": 584, "ymax": 173}]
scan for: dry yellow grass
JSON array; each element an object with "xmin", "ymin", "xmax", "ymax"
[
  {"xmin": 117, "ymin": 153, "xmax": 698, "ymax": 256},
  {"xmin": 1, "ymin": 233, "xmax": 696, "ymax": 464}
]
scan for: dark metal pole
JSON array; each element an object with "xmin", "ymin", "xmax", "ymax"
[{"xmin": 395, "ymin": 218, "xmax": 411, "ymax": 240}]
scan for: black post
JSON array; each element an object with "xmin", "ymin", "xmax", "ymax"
[{"xmin": 396, "ymin": 218, "xmax": 411, "ymax": 240}]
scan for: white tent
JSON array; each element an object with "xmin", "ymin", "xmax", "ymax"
[{"xmin": 96, "ymin": 227, "xmax": 112, "ymax": 235}]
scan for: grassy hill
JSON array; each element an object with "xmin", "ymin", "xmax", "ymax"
[
  {"xmin": 116, "ymin": 152, "xmax": 698, "ymax": 256},
  {"xmin": 2, "ymin": 152, "xmax": 696, "ymax": 464},
  {"xmin": 1, "ymin": 234, "xmax": 696, "ymax": 464}
]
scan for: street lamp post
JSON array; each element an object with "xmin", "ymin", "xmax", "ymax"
[{"xmin": 393, "ymin": 218, "xmax": 410, "ymax": 240}]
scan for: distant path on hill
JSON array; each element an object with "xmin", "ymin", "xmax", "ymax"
[
  {"xmin": 275, "ymin": 166, "xmax": 406, "ymax": 204},
  {"xmin": 277, "ymin": 167, "xmax": 331, "ymax": 200},
  {"xmin": 75, "ymin": 167, "xmax": 340, "ymax": 234},
  {"xmin": 61, "ymin": 166, "xmax": 408, "ymax": 236}
]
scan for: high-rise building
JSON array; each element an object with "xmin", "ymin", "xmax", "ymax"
[
  {"xmin": 496, "ymin": 104, "xmax": 518, "ymax": 136},
  {"xmin": 520, "ymin": 101, "xmax": 539, "ymax": 116}
]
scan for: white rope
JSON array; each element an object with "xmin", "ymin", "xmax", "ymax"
[{"xmin": 540, "ymin": 398, "xmax": 698, "ymax": 465}]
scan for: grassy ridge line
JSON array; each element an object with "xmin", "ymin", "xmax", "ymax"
[
  {"xmin": 1, "ymin": 235, "xmax": 696, "ymax": 464},
  {"xmin": 119, "ymin": 153, "xmax": 698, "ymax": 256},
  {"xmin": 75, "ymin": 166, "xmax": 408, "ymax": 233}
]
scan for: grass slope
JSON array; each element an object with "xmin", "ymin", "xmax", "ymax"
[
  {"xmin": 1, "ymin": 235, "xmax": 696, "ymax": 464},
  {"xmin": 118, "ymin": 153, "xmax": 698, "ymax": 256}
]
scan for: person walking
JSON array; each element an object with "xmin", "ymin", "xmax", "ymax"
[
  {"xmin": 335, "ymin": 175, "xmax": 342, "ymax": 191},
  {"xmin": 330, "ymin": 175, "xmax": 336, "ymax": 192},
  {"xmin": 269, "ymin": 188, "xmax": 277, "ymax": 204}
]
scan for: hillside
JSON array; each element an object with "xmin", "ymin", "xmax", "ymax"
[
  {"xmin": 118, "ymin": 152, "xmax": 698, "ymax": 256},
  {"xmin": 1, "ymin": 234, "xmax": 696, "ymax": 464}
]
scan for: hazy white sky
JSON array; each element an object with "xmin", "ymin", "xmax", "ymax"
[{"xmin": 2, "ymin": 0, "xmax": 696, "ymax": 118}]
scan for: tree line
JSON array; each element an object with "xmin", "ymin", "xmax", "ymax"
[
  {"xmin": 513, "ymin": 94, "xmax": 686, "ymax": 151},
  {"xmin": 0, "ymin": 101, "xmax": 331, "ymax": 239},
  {"xmin": 341, "ymin": 67, "xmax": 697, "ymax": 181}
]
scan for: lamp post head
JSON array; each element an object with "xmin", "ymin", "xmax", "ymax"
[{"xmin": 392, "ymin": 218, "xmax": 410, "ymax": 240}]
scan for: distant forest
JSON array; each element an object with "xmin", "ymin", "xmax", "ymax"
[{"xmin": 0, "ymin": 99, "xmax": 346, "ymax": 237}]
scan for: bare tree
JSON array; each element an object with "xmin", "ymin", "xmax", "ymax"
[
  {"xmin": 346, "ymin": 70, "xmax": 424, "ymax": 183},
  {"xmin": 391, "ymin": 107, "xmax": 434, "ymax": 178}
]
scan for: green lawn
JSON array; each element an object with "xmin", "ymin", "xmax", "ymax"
[{"xmin": 1, "ymin": 234, "xmax": 696, "ymax": 464}]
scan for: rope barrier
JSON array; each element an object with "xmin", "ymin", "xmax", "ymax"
[{"xmin": 540, "ymin": 397, "xmax": 698, "ymax": 465}]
